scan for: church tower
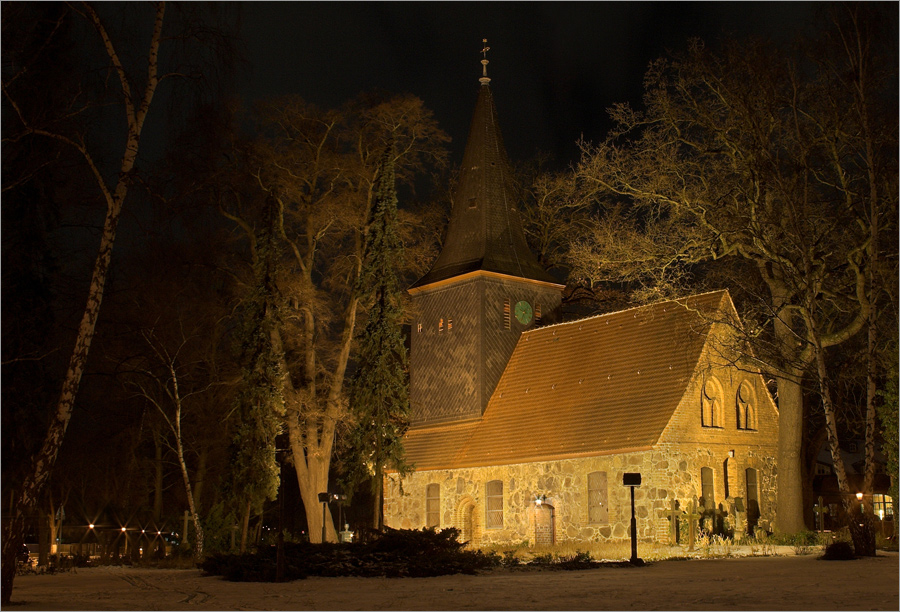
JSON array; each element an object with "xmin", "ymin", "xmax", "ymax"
[{"xmin": 408, "ymin": 42, "xmax": 564, "ymax": 426}]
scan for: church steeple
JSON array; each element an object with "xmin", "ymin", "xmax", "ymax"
[
  {"xmin": 411, "ymin": 42, "xmax": 554, "ymax": 289},
  {"xmin": 407, "ymin": 43, "xmax": 563, "ymax": 426}
]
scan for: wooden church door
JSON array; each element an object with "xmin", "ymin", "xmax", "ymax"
[{"xmin": 535, "ymin": 504, "xmax": 555, "ymax": 546}]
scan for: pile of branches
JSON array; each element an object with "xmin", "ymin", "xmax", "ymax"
[{"xmin": 200, "ymin": 527, "xmax": 499, "ymax": 582}]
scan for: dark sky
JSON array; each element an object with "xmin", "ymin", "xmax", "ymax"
[{"xmin": 238, "ymin": 2, "xmax": 820, "ymax": 165}]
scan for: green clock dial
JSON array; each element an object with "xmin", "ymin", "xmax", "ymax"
[{"xmin": 514, "ymin": 300, "xmax": 533, "ymax": 325}]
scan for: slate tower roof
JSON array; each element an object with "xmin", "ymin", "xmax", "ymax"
[{"xmin": 411, "ymin": 53, "xmax": 554, "ymax": 289}]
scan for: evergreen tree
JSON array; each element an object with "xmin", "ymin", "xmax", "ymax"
[
  {"xmin": 347, "ymin": 141, "xmax": 411, "ymax": 530},
  {"xmin": 229, "ymin": 194, "xmax": 285, "ymax": 550}
]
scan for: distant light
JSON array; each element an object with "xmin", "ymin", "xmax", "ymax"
[
  {"xmin": 121, "ymin": 527, "xmax": 127, "ymax": 532},
  {"xmin": 89, "ymin": 524, "xmax": 95, "ymax": 529},
  {"xmin": 856, "ymin": 492, "xmax": 864, "ymax": 501}
]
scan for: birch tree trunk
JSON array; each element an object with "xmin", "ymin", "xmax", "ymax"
[{"xmin": 1, "ymin": 3, "xmax": 166, "ymax": 603}]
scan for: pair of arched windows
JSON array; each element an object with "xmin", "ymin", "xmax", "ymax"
[{"xmin": 702, "ymin": 378, "xmax": 757, "ymax": 430}]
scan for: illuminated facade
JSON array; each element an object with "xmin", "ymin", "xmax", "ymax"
[{"xmin": 384, "ymin": 55, "xmax": 779, "ymax": 546}]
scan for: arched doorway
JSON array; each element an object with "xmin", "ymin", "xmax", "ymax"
[
  {"xmin": 456, "ymin": 497, "xmax": 476, "ymax": 545},
  {"xmin": 535, "ymin": 503, "xmax": 555, "ymax": 546}
]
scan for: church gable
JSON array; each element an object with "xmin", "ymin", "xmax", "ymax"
[{"xmin": 658, "ymin": 294, "xmax": 779, "ymax": 449}]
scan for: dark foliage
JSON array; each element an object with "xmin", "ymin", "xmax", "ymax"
[
  {"xmin": 200, "ymin": 527, "xmax": 499, "ymax": 582},
  {"xmin": 820, "ymin": 541, "xmax": 856, "ymax": 561},
  {"xmin": 554, "ymin": 550, "xmax": 601, "ymax": 570}
]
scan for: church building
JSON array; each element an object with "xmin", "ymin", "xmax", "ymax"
[{"xmin": 383, "ymin": 51, "xmax": 779, "ymax": 547}]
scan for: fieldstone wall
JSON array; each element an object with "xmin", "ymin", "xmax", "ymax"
[
  {"xmin": 384, "ymin": 444, "xmax": 777, "ymax": 547},
  {"xmin": 386, "ymin": 319, "xmax": 780, "ymax": 546}
]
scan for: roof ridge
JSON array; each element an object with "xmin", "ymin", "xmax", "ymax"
[{"xmin": 523, "ymin": 289, "xmax": 729, "ymax": 335}]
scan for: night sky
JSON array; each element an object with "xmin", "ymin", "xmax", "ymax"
[{"xmin": 238, "ymin": 2, "xmax": 820, "ymax": 165}]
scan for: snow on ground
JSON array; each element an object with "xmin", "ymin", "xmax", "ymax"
[{"xmin": 7, "ymin": 550, "xmax": 898, "ymax": 611}]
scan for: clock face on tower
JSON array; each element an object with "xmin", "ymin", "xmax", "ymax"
[{"xmin": 514, "ymin": 300, "xmax": 533, "ymax": 325}]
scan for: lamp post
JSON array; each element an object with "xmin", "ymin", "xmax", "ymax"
[
  {"xmin": 623, "ymin": 473, "xmax": 643, "ymax": 566},
  {"xmin": 318, "ymin": 492, "xmax": 329, "ymax": 543}
]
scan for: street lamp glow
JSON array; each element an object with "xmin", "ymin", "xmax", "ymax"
[
  {"xmin": 856, "ymin": 492, "xmax": 864, "ymax": 501},
  {"xmin": 121, "ymin": 527, "xmax": 127, "ymax": 532},
  {"xmin": 89, "ymin": 524, "xmax": 94, "ymax": 529}
]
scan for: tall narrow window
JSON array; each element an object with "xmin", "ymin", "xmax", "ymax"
[
  {"xmin": 700, "ymin": 467, "xmax": 715, "ymax": 510},
  {"xmin": 535, "ymin": 303, "xmax": 542, "ymax": 324},
  {"xmin": 503, "ymin": 299, "xmax": 511, "ymax": 330},
  {"xmin": 425, "ymin": 483, "xmax": 440, "ymax": 528},
  {"xmin": 439, "ymin": 318, "xmax": 444, "ymax": 332},
  {"xmin": 587, "ymin": 471, "xmax": 609, "ymax": 524},
  {"xmin": 447, "ymin": 318, "xmax": 453, "ymax": 331},
  {"xmin": 745, "ymin": 468, "xmax": 760, "ymax": 535},
  {"xmin": 417, "ymin": 322, "xmax": 422, "ymax": 333},
  {"xmin": 874, "ymin": 494, "xmax": 894, "ymax": 518},
  {"xmin": 702, "ymin": 378, "xmax": 723, "ymax": 428},
  {"xmin": 486, "ymin": 480, "xmax": 503, "ymax": 529},
  {"xmin": 737, "ymin": 381, "xmax": 756, "ymax": 430}
]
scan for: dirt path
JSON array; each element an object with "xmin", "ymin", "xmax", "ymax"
[{"xmin": 7, "ymin": 553, "xmax": 898, "ymax": 611}]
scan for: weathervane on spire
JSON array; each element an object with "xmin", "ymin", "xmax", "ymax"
[{"xmin": 480, "ymin": 38, "xmax": 491, "ymax": 85}]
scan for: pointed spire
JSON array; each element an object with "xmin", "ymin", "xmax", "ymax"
[
  {"xmin": 480, "ymin": 38, "xmax": 491, "ymax": 85},
  {"xmin": 410, "ymin": 44, "xmax": 555, "ymax": 289}
]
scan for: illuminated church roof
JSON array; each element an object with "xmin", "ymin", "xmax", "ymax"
[{"xmin": 403, "ymin": 291, "xmax": 734, "ymax": 469}]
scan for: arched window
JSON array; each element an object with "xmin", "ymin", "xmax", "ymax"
[
  {"xmin": 425, "ymin": 483, "xmax": 440, "ymax": 528},
  {"xmin": 736, "ymin": 381, "xmax": 756, "ymax": 430},
  {"xmin": 485, "ymin": 480, "xmax": 503, "ymax": 529},
  {"xmin": 587, "ymin": 471, "xmax": 609, "ymax": 524},
  {"xmin": 701, "ymin": 378, "xmax": 723, "ymax": 428}
]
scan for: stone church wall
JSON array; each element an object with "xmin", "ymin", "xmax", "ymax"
[{"xmin": 383, "ymin": 443, "xmax": 777, "ymax": 547}]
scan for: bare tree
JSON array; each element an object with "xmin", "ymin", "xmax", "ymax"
[
  {"xmin": 571, "ymin": 5, "xmax": 896, "ymax": 535},
  {"xmin": 221, "ymin": 93, "xmax": 448, "ymax": 541},
  {"xmin": 1, "ymin": 3, "xmax": 167, "ymax": 599},
  {"xmin": 1, "ymin": 2, "xmax": 237, "ymax": 595}
]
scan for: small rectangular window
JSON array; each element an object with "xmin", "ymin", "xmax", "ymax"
[
  {"xmin": 439, "ymin": 318, "xmax": 444, "ymax": 332},
  {"xmin": 503, "ymin": 299, "xmax": 510, "ymax": 330},
  {"xmin": 535, "ymin": 303, "xmax": 542, "ymax": 324},
  {"xmin": 701, "ymin": 466, "xmax": 715, "ymax": 510},
  {"xmin": 468, "ymin": 197, "xmax": 477, "ymax": 209},
  {"xmin": 417, "ymin": 322, "xmax": 422, "ymax": 333},
  {"xmin": 874, "ymin": 494, "xmax": 894, "ymax": 517},
  {"xmin": 587, "ymin": 471, "xmax": 608, "ymax": 524},
  {"xmin": 447, "ymin": 318, "xmax": 452, "ymax": 331},
  {"xmin": 486, "ymin": 480, "xmax": 503, "ymax": 529},
  {"xmin": 426, "ymin": 483, "xmax": 440, "ymax": 528}
]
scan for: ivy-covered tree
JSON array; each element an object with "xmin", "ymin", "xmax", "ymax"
[
  {"xmin": 228, "ymin": 195, "xmax": 285, "ymax": 552},
  {"xmin": 347, "ymin": 142, "xmax": 411, "ymax": 530},
  {"xmin": 877, "ymin": 366, "xmax": 898, "ymax": 513}
]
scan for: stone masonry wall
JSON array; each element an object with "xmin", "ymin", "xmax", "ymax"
[{"xmin": 383, "ymin": 444, "xmax": 777, "ymax": 547}]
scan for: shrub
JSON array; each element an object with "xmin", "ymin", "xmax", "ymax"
[
  {"xmin": 528, "ymin": 552, "xmax": 555, "ymax": 566},
  {"xmin": 500, "ymin": 550, "xmax": 521, "ymax": 567},
  {"xmin": 200, "ymin": 527, "xmax": 499, "ymax": 582},
  {"xmin": 821, "ymin": 541, "xmax": 856, "ymax": 560},
  {"xmin": 555, "ymin": 550, "xmax": 599, "ymax": 570}
]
